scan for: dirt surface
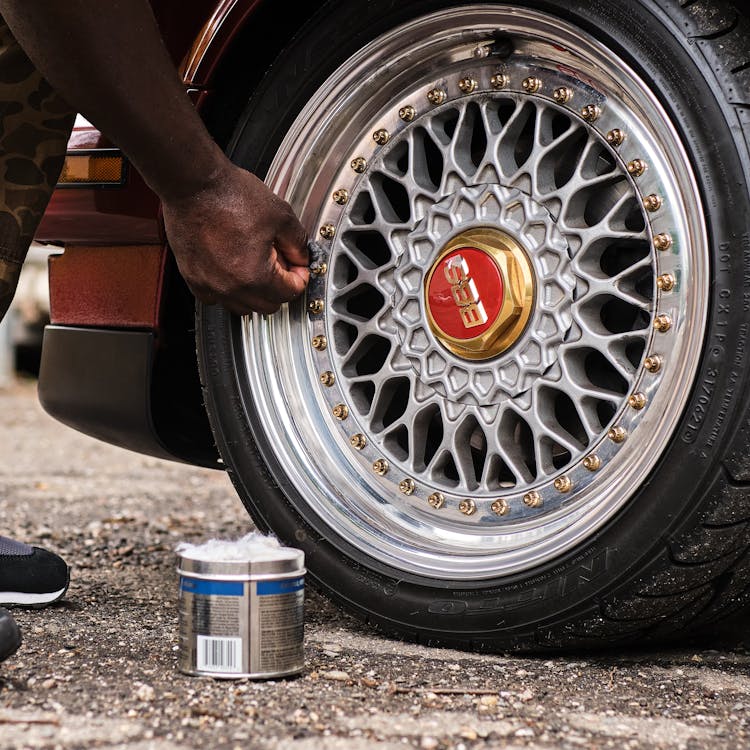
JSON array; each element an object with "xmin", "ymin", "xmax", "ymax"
[{"xmin": 2, "ymin": 379, "xmax": 750, "ymax": 749}]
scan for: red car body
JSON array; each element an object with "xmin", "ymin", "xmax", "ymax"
[{"xmin": 36, "ymin": 0, "xmax": 313, "ymax": 467}]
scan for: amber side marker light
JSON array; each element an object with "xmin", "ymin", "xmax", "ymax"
[{"xmin": 57, "ymin": 149, "xmax": 126, "ymax": 187}]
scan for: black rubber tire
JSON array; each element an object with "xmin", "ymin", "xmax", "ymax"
[{"xmin": 197, "ymin": 0, "xmax": 750, "ymax": 650}]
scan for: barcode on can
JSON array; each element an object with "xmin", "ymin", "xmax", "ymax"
[{"xmin": 196, "ymin": 635, "xmax": 242, "ymax": 673}]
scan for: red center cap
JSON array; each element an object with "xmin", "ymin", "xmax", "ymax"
[{"xmin": 427, "ymin": 247, "xmax": 504, "ymax": 340}]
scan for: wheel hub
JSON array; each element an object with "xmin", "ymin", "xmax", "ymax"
[
  {"xmin": 424, "ymin": 226, "xmax": 535, "ymax": 360},
  {"xmin": 393, "ymin": 183, "xmax": 574, "ymax": 404}
]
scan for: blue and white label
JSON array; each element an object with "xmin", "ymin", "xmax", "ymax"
[
  {"xmin": 180, "ymin": 577, "xmax": 244, "ymax": 597},
  {"xmin": 257, "ymin": 577, "xmax": 305, "ymax": 596}
]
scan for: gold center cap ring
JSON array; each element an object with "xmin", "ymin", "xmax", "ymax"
[{"xmin": 424, "ymin": 228, "xmax": 535, "ymax": 360}]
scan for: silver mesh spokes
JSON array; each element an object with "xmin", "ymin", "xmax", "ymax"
[{"xmin": 328, "ymin": 95, "xmax": 652, "ymax": 494}]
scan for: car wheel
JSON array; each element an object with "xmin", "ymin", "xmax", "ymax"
[{"xmin": 198, "ymin": 0, "xmax": 750, "ymax": 649}]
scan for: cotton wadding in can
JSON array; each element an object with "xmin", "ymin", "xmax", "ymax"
[{"xmin": 177, "ymin": 532, "xmax": 305, "ymax": 679}]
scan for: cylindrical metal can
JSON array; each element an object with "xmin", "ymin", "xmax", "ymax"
[{"xmin": 177, "ymin": 541, "xmax": 305, "ymax": 679}]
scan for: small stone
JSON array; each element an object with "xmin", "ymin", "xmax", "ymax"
[
  {"xmin": 320, "ymin": 670, "xmax": 350, "ymax": 682},
  {"xmin": 515, "ymin": 727, "xmax": 535, "ymax": 737},
  {"xmin": 459, "ymin": 728, "xmax": 478, "ymax": 740},
  {"xmin": 41, "ymin": 678, "xmax": 56, "ymax": 689},
  {"xmin": 480, "ymin": 695, "xmax": 498, "ymax": 706},
  {"xmin": 420, "ymin": 737, "xmax": 439, "ymax": 750},
  {"xmin": 519, "ymin": 688, "xmax": 534, "ymax": 702},
  {"xmin": 135, "ymin": 684, "xmax": 155, "ymax": 701}
]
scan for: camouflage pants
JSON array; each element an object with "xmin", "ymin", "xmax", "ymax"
[{"xmin": 0, "ymin": 16, "xmax": 75, "ymax": 323}]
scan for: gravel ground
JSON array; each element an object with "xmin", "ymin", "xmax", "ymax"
[{"xmin": 2, "ymin": 379, "xmax": 750, "ymax": 750}]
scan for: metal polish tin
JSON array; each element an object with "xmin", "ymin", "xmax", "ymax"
[{"xmin": 177, "ymin": 535, "xmax": 305, "ymax": 679}]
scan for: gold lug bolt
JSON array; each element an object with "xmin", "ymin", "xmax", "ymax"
[
  {"xmin": 490, "ymin": 72, "xmax": 510, "ymax": 89},
  {"xmin": 657, "ymin": 273, "xmax": 675, "ymax": 292},
  {"xmin": 332, "ymin": 403, "xmax": 349, "ymax": 420},
  {"xmin": 399, "ymin": 105, "xmax": 416, "ymax": 122},
  {"xmin": 627, "ymin": 159, "xmax": 647, "ymax": 177},
  {"xmin": 319, "ymin": 224, "xmax": 335, "ymax": 239},
  {"xmin": 458, "ymin": 77, "xmax": 477, "ymax": 94},
  {"xmin": 310, "ymin": 261, "xmax": 328, "ymax": 277},
  {"xmin": 311, "ymin": 335, "xmax": 327, "ymax": 351},
  {"xmin": 606, "ymin": 128, "xmax": 625, "ymax": 146},
  {"xmin": 491, "ymin": 498, "xmax": 509, "ymax": 516},
  {"xmin": 581, "ymin": 104, "xmax": 601, "ymax": 122},
  {"xmin": 308, "ymin": 299, "xmax": 324, "ymax": 315},
  {"xmin": 522, "ymin": 76, "xmax": 542, "ymax": 93},
  {"xmin": 628, "ymin": 392, "xmax": 647, "ymax": 410},
  {"xmin": 523, "ymin": 491, "xmax": 542, "ymax": 508},
  {"xmin": 608, "ymin": 426, "xmax": 627, "ymax": 443},
  {"xmin": 332, "ymin": 188, "xmax": 349, "ymax": 205},
  {"xmin": 553, "ymin": 475, "xmax": 572, "ymax": 493},
  {"xmin": 583, "ymin": 454, "xmax": 601, "ymax": 472},
  {"xmin": 427, "ymin": 492, "xmax": 445, "ymax": 509},
  {"xmin": 350, "ymin": 433, "xmax": 367, "ymax": 450},
  {"xmin": 320, "ymin": 371, "xmax": 335, "ymax": 387},
  {"xmin": 654, "ymin": 233, "xmax": 673, "ymax": 251},
  {"xmin": 458, "ymin": 498, "xmax": 477, "ymax": 516},
  {"xmin": 372, "ymin": 458, "xmax": 389, "ymax": 476},
  {"xmin": 373, "ymin": 128, "xmax": 390, "ymax": 145},
  {"xmin": 350, "ymin": 156, "xmax": 367, "ymax": 173},
  {"xmin": 399, "ymin": 478, "xmax": 416, "ymax": 495},
  {"xmin": 644, "ymin": 354, "xmax": 663, "ymax": 373},
  {"xmin": 427, "ymin": 87, "xmax": 446, "ymax": 105},
  {"xmin": 643, "ymin": 194, "xmax": 663, "ymax": 212},
  {"xmin": 553, "ymin": 87, "xmax": 573, "ymax": 104},
  {"xmin": 654, "ymin": 314, "xmax": 672, "ymax": 333}
]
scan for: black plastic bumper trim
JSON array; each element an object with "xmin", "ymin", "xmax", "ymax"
[{"xmin": 38, "ymin": 325, "xmax": 184, "ymax": 463}]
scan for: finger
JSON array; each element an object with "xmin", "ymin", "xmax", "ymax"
[
  {"xmin": 274, "ymin": 212, "xmax": 309, "ymax": 268},
  {"xmin": 224, "ymin": 298, "xmax": 281, "ymax": 317},
  {"xmin": 289, "ymin": 264, "xmax": 310, "ymax": 285},
  {"xmin": 264, "ymin": 261, "xmax": 309, "ymax": 303}
]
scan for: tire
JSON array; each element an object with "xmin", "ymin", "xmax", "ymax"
[{"xmin": 197, "ymin": 0, "xmax": 750, "ymax": 650}]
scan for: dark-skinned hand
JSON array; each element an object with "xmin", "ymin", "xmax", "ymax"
[{"xmin": 162, "ymin": 164, "xmax": 309, "ymax": 316}]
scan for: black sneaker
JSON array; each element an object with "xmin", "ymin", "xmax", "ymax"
[
  {"xmin": 0, "ymin": 536, "xmax": 69, "ymax": 606},
  {"xmin": 0, "ymin": 608, "xmax": 21, "ymax": 662}
]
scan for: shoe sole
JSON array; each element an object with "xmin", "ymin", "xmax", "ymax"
[
  {"xmin": 0, "ymin": 632, "xmax": 21, "ymax": 662},
  {"xmin": 0, "ymin": 585, "xmax": 68, "ymax": 607}
]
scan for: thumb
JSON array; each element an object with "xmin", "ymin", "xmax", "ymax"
[
  {"xmin": 267, "ymin": 260, "xmax": 309, "ymax": 302},
  {"xmin": 275, "ymin": 214, "xmax": 309, "ymax": 268}
]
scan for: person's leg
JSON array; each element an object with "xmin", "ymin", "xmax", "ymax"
[
  {"xmin": 0, "ymin": 14, "xmax": 75, "ymax": 322},
  {"xmin": 0, "ymin": 15, "xmax": 75, "ymax": 663}
]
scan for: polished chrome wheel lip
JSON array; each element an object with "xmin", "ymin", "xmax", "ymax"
[{"xmin": 241, "ymin": 7, "xmax": 708, "ymax": 580}]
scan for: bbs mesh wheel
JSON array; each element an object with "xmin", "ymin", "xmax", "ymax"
[{"xmin": 198, "ymin": 0, "xmax": 750, "ymax": 649}]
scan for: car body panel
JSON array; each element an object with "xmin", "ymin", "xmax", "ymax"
[{"xmin": 35, "ymin": 0, "xmax": 281, "ymax": 465}]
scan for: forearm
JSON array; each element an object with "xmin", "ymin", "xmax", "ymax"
[{"xmin": 0, "ymin": 1, "xmax": 227, "ymax": 201}]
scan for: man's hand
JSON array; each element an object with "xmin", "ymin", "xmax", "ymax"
[
  {"xmin": 162, "ymin": 165, "xmax": 309, "ymax": 315},
  {"xmin": 0, "ymin": 1, "xmax": 310, "ymax": 315}
]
